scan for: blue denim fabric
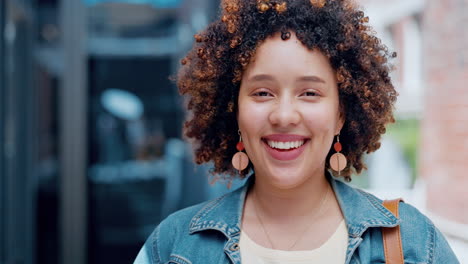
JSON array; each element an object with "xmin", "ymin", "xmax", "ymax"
[{"xmin": 134, "ymin": 175, "xmax": 459, "ymax": 264}]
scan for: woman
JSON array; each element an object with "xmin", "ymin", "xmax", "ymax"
[{"xmin": 135, "ymin": 0, "xmax": 459, "ymax": 263}]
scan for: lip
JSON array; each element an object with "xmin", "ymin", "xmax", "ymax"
[
  {"xmin": 262, "ymin": 134, "xmax": 309, "ymax": 161},
  {"xmin": 262, "ymin": 134, "xmax": 309, "ymax": 142}
]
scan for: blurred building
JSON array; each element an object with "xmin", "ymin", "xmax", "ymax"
[
  {"xmin": 356, "ymin": 0, "xmax": 425, "ymax": 191},
  {"xmin": 0, "ymin": 1, "xmax": 236, "ymax": 264},
  {"xmin": 361, "ymin": 0, "xmax": 468, "ymax": 260},
  {"xmin": 362, "ymin": 0, "xmax": 425, "ymax": 118},
  {"xmin": 420, "ymin": 0, "xmax": 468, "ymax": 244}
]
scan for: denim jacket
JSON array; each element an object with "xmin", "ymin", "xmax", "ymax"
[{"xmin": 134, "ymin": 175, "xmax": 459, "ymax": 264}]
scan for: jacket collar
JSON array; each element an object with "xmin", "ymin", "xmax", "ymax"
[
  {"xmin": 329, "ymin": 173, "xmax": 401, "ymax": 237},
  {"xmin": 189, "ymin": 173, "xmax": 400, "ymax": 238},
  {"xmin": 188, "ymin": 178, "xmax": 249, "ymax": 237}
]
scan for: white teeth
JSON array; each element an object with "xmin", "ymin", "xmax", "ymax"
[{"xmin": 267, "ymin": 140, "xmax": 305, "ymax": 150}]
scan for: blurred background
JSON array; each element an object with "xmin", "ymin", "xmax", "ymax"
[{"xmin": 0, "ymin": 0, "xmax": 467, "ymax": 263}]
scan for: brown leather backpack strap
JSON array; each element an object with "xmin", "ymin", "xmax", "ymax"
[{"xmin": 382, "ymin": 199, "xmax": 404, "ymax": 264}]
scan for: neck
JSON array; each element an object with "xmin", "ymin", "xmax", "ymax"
[{"xmin": 251, "ymin": 169, "xmax": 331, "ymax": 222}]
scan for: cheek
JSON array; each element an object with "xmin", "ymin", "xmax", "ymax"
[
  {"xmin": 237, "ymin": 101, "xmax": 271, "ymax": 156},
  {"xmin": 237, "ymin": 101, "xmax": 269, "ymax": 134},
  {"xmin": 302, "ymin": 106, "xmax": 340, "ymax": 135}
]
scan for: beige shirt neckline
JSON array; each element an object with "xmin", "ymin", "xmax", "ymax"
[{"xmin": 239, "ymin": 220, "xmax": 348, "ymax": 262}]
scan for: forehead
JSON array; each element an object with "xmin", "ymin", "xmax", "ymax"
[{"xmin": 243, "ymin": 32, "xmax": 336, "ymax": 81}]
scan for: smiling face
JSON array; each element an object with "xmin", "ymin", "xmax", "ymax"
[{"xmin": 238, "ymin": 32, "xmax": 344, "ymax": 189}]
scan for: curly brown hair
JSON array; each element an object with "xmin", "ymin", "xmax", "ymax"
[{"xmin": 177, "ymin": 0, "xmax": 397, "ymax": 181}]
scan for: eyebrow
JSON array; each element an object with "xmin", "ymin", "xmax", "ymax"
[
  {"xmin": 247, "ymin": 74, "xmax": 326, "ymax": 84},
  {"xmin": 297, "ymin": 75, "xmax": 326, "ymax": 84},
  {"xmin": 247, "ymin": 74, "xmax": 275, "ymax": 82}
]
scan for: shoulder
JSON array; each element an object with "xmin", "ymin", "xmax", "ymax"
[
  {"xmin": 134, "ymin": 201, "xmax": 212, "ymax": 264},
  {"xmin": 350, "ymin": 187, "xmax": 458, "ymax": 263},
  {"xmin": 397, "ymin": 202, "xmax": 459, "ymax": 263},
  {"xmin": 333, "ymin": 178, "xmax": 429, "ymax": 223},
  {"xmin": 350, "ymin": 186, "xmax": 439, "ymax": 238},
  {"xmin": 134, "ymin": 188, "xmax": 243, "ymax": 264},
  {"xmin": 353, "ymin": 188, "xmax": 437, "ymax": 236},
  {"xmin": 158, "ymin": 194, "xmax": 227, "ymax": 237}
]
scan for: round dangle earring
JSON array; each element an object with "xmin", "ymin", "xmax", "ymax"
[
  {"xmin": 231, "ymin": 130, "xmax": 249, "ymax": 173},
  {"xmin": 329, "ymin": 134, "xmax": 347, "ymax": 176}
]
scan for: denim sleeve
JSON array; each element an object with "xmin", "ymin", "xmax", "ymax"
[
  {"xmin": 431, "ymin": 224, "xmax": 460, "ymax": 264},
  {"xmin": 134, "ymin": 225, "xmax": 161, "ymax": 264}
]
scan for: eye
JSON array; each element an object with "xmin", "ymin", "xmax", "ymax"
[
  {"xmin": 253, "ymin": 91, "xmax": 273, "ymax": 97},
  {"xmin": 301, "ymin": 90, "xmax": 319, "ymax": 97}
]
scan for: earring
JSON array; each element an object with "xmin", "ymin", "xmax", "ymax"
[
  {"xmin": 232, "ymin": 130, "xmax": 249, "ymax": 172},
  {"xmin": 329, "ymin": 134, "xmax": 347, "ymax": 175}
]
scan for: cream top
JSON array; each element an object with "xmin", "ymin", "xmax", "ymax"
[{"xmin": 239, "ymin": 220, "xmax": 348, "ymax": 264}]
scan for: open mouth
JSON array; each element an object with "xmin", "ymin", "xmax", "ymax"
[
  {"xmin": 261, "ymin": 136, "xmax": 309, "ymax": 161},
  {"xmin": 263, "ymin": 139, "xmax": 307, "ymax": 151}
]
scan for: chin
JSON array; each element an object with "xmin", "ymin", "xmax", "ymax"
[{"xmin": 265, "ymin": 166, "xmax": 312, "ymax": 189}]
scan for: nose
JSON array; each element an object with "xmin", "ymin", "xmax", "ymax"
[{"xmin": 268, "ymin": 97, "xmax": 301, "ymax": 128}]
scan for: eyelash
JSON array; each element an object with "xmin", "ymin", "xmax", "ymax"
[
  {"xmin": 251, "ymin": 90, "xmax": 320, "ymax": 97},
  {"xmin": 301, "ymin": 91, "xmax": 318, "ymax": 97},
  {"xmin": 253, "ymin": 91, "xmax": 272, "ymax": 97}
]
